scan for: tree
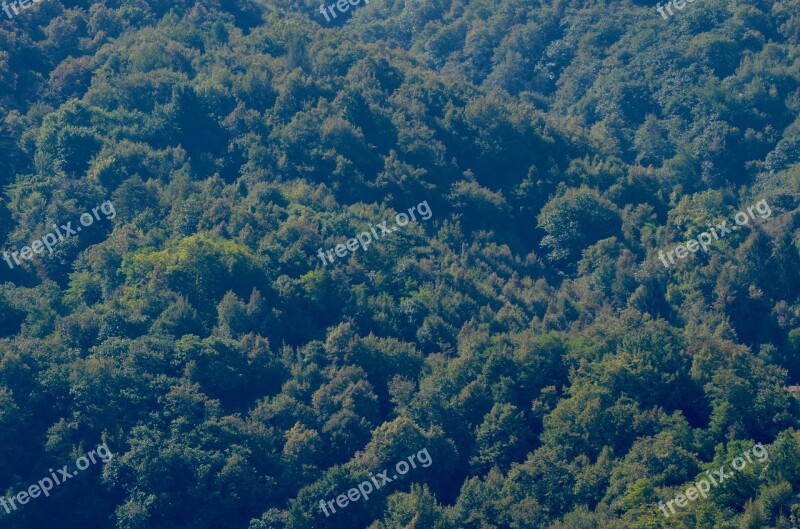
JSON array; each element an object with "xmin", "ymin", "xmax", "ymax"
[
  {"xmin": 537, "ymin": 188, "xmax": 622, "ymax": 271},
  {"xmin": 469, "ymin": 403, "xmax": 532, "ymax": 474}
]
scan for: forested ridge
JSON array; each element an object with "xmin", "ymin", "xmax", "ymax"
[{"xmin": 1, "ymin": 0, "xmax": 800, "ymax": 528}]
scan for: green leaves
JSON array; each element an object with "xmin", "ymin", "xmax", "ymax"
[{"xmin": 537, "ymin": 187, "xmax": 622, "ymax": 269}]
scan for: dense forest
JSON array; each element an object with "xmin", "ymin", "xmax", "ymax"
[{"xmin": 1, "ymin": 0, "xmax": 800, "ymax": 528}]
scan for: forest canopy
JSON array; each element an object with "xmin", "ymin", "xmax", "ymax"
[{"xmin": 1, "ymin": 0, "xmax": 800, "ymax": 528}]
